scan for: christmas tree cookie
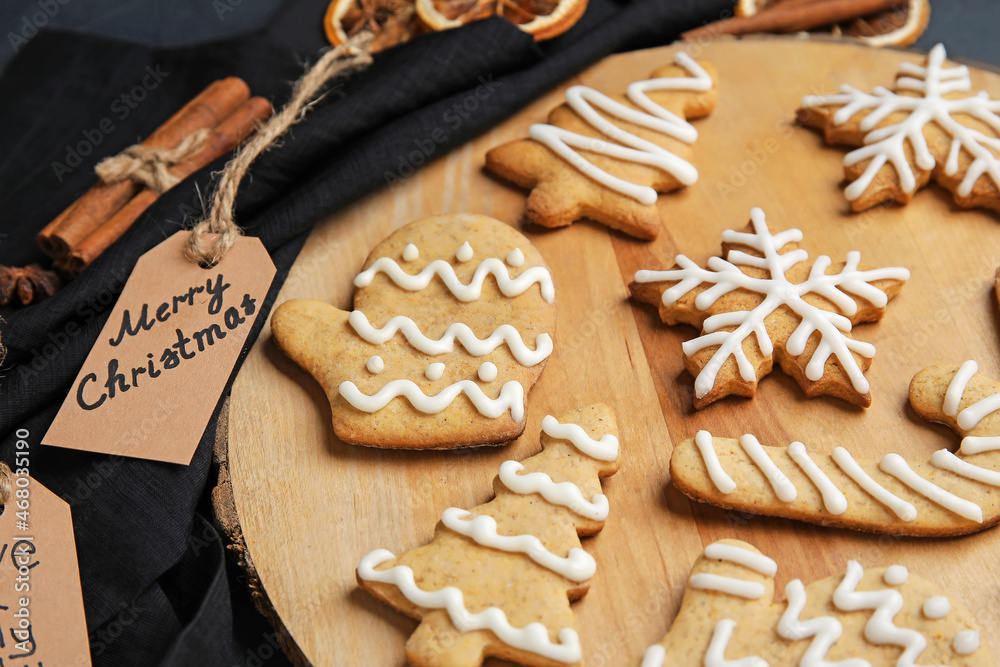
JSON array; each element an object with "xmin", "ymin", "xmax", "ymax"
[
  {"xmin": 637, "ymin": 539, "xmax": 990, "ymax": 666},
  {"xmin": 357, "ymin": 404, "xmax": 620, "ymax": 667},
  {"xmin": 630, "ymin": 207, "xmax": 909, "ymax": 409},
  {"xmin": 486, "ymin": 51, "xmax": 717, "ymax": 240},
  {"xmin": 271, "ymin": 214, "xmax": 557, "ymax": 449}
]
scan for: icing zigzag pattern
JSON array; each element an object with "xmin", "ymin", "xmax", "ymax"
[
  {"xmin": 670, "ymin": 362, "xmax": 1000, "ymax": 536},
  {"xmin": 355, "ymin": 257, "xmax": 556, "ymax": 303},
  {"xmin": 638, "ymin": 540, "xmax": 990, "ymax": 666},
  {"xmin": 347, "ymin": 311, "xmax": 553, "ymax": 366}
]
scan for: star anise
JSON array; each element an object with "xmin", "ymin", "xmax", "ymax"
[{"xmin": 0, "ymin": 264, "xmax": 62, "ymax": 306}]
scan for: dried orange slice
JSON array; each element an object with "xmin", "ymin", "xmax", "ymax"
[
  {"xmin": 839, "ymin": 0, "xmax": 929, "ymax": 46},
  {"xmin": 734, "ymin": 0, "xmax": 929, "ymax": 46},
  {"xmin": 415, "ymin": 0, "xmax": 588, "ymax": 41},
  {"xmin": 324, "ymin": 0, "xmax": 424, "ymax": 52}
]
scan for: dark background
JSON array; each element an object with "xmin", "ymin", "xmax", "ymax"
[
  {"xmin": 2, "ymin": 0, "xmax": 1000, "ymax": 74},
  {"xmin": 0, "ymin": 1, "xmax": 998, "ymax": 665}
]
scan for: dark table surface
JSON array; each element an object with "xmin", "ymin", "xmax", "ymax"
[{"xmin": 1, "ymin": 1, "xmax": 998, "ymax": 665}]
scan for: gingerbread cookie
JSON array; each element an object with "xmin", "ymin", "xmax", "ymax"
[
  {"xmin": 485, "ymin": 51, "xmax": 717, "ymax": 240},
  {"xmin": 270, "ymin": 213, "xmax": 557, "ymax": 449},
  {"xmin": 798, "ymin": 43, "xmax": 1000, "ymax": 213},
  {"xmin": 671, "ymin": 362, "xmax": 1000, "ymax": 537},
  {"xmin": 637, "ymin": 539, "xmax": 990, "ymax": 666},
  {"xmin": 630, "ymin": 207, "xmax": 909, "ymax": 409},
  {"xmin": 357, "ymin": 404, "xmax": 620, "ymax": 667}
]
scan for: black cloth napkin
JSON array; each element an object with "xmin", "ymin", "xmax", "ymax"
[{"xmin": 0, "ymin": 0, "xmax": 731, "ymax": 664}]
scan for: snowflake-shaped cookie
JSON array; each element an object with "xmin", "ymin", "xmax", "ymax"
[
  {"xmin": 630, "ymin": 208, "xmax": 909, "ymax": 409},
  {"xmin": 799, "ymin": 43, "xmax": 1000, "ymax": 212}
]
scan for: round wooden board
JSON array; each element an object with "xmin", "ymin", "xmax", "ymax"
[{"xmin": 222, "ymin": 38, "xmax": 1000, "ymax": 666}]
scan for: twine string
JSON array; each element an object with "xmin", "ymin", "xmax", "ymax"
[
  {"xmin": 96, "ymin": 128, "xmax": 211, "ymax": 193},
  {"xmin": 185, "ymin": 31, "xmax": 375, "ymax": 268}
]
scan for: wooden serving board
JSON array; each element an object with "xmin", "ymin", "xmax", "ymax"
[{"xmin": 221, "ymin": 38, "xmax": 1000, "ymax": 665}]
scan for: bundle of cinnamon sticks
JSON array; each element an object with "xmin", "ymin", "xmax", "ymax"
[
  {"xmin": 682, "ymin": 0, "xmax": 908, "ymax": 41},
  {"xmin": 37, "ymin": 77, "xmax": 273, "ymax": 277}
]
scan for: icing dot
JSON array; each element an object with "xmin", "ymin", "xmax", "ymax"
[
  {"xmin": 425, "ymin": 363, "xmax": 445, "ymax": 381},
  {"xmin": 456, "ymin": 241, "xmax": 474, "ymax": 262},
  {"xmin": 954, "ymin": 630, "xmax": 980, "ymax": 655},
  {"xmin": 923, "ymin": 596, "xmax": 951, "ymax": 619},
  {"xmin": 478, "ymin": 362, "xmax": 498, "ymax": 382},
  {"xmin": 402, "ymin": 244, "xmax": 419, "ymax": 262},
  {"xmin": 506, "ymin": 248, "xmax": 525, "ymax": 267},
  {"xmin": 366, "ymin": 356, "xmax": 384, "ymax": 374},
  {"xmin": 883, "ymin": 565, "xmax": 908, "ymax": 586}
]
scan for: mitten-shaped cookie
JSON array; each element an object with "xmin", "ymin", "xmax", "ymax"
[
  {"xmin": 271, "ymin": 214, "xmax": 557, "ymax": 449},
  {"xmin": 358, "ymin": 404, "xmax": 619, "ymax": 667},
  {"xmin": 638, "ymin": 539, "xmax": 990, "ymax": 666}
]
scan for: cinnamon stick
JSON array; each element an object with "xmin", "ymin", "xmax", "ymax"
[
  {"xmin": 37, "ymin": 77, "xmax": 252, "ymax": 259},
  {"xmin": 56, "ymin": 97, "xmax": 274, "ymax": 277},
  {"xmin": 682, "ymin": 0, "xmax": 905, "ymax": 40}
]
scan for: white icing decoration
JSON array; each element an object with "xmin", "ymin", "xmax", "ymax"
[
  {"xmin": 944, "ymin": 360, "xmax": 978, "ymax": 416},
  {"xmin": 366, "ymin": 355, "xmax": 384, "ymax": 374},
  {"xmin": 633, "ymin": 208, "xmax": 908, "ymax": 399},
  {"xmin": 788, "ymin": 442, "xmax": 848, "ymax": 516},
  {"xmin": 954, "ymin": 630, "xmax": 981, "ymax": 655},
  {"xmin": 833, "ymin": 560, "xmax": 930, "ymax": 665},
  {"xmin": 478, "ymin": 361, "xmax": 498, "ymax": 382},
  {"xmin": 640, "ymin": 644, "xmax": 666, "ymax": 667},
  {"xmin": 738, "ymin": 434, "xmax": 797, "ymax": 502},
  {"xmin": 704, "ymin": 619, "xmax": 769, "ymax": 667},
  {"xmin": 506, "ymin": 248, "xmax": 525, "ymax": 267},
  {"xmin": 541, "ymin": 415, "xmax": 619, "ymax": 461},
  {"xmin": 695, "ymin": 431, "xmax": 737, "ymax": 494},
  {"xmin": 957, "ymin": 392, "xmax": 1000, "ymax": 431},
  {"xmin": 801, "ymin": 44, "xmax": 1000, "ymax": 202},
  {"xmin": 440, "ymin": 508, "xmax": 596, "ymax": 582},
  {"xmin": 425, "ymin": 362, "xmax": 445, "ymax": 381},
  {"xmin": 931, "ymin": 448, "xmax": 1000, "ymax": 487},
  {"xmin": 528, "ymin": 51, "xmax": 712, "ymax": 205},
  {"xmin": 689, "ymin": 573, "xmax": 765, "ymax": 600},
  {"xmin": 339, "ymin": 379, "xmax": 525, "ymax": 421},
  {"xmin": 704, "ymin": 542, "xmax": 778, "ymax": 576},
  {"xmin": 355, "ymin": 257, "xmax": 555, "ymax": 303},
  {"xmin": 402, "ymin": 243, "xmax": 419, "ymax": 262},
  {"xmin": 879, "ymin": 453, "xmax": 983, "ymax": 523},
  {"xmin": 498, "ymin": 461, "xmax": 609, "ymax": 521},
  {"xmin": 960, "ymin": 436, "xmax": 1000, "ymax": 455},
  {"xmin": 456, "ymin": 241, "xmax": 474, "ymax": 262},
  {"xmin": 923, "ymin": 596, "xmax": 950, "ymax": 620},
  {"xmin": 777, "ymin": 579, "xmax": 863, "ymax": 667},
  {"xmin": 348, "ymin": 311, "xmax": 553, "ymax": 367},
  {"xmin": 832, "ymin": 447, "xmax": 918, "ymax": 522},
  {"xmin": 358, "ymin": 550, "xmax": 582, "ymax": 663},
  {"xmin": 883, "ymin": 565, "xmax": 908, "ymax": 586}
]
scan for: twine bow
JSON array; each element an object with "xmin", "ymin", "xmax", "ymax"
[
  {"xmin": 185, "ymin": 32, "xmax": 375, "ymax": 268},
  {"xmin": 96, "ymin": 128, "xmax": 211, "ymax": 193}
]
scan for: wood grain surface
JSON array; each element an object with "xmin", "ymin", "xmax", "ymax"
[{"xmin": 224, "ymin": 38, "xmax": 1000, "ymax": 666}]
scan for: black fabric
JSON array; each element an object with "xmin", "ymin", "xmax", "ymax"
[{"xmin": 0, "ymin": 0, "xmax": 731, "ymax": 664}]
